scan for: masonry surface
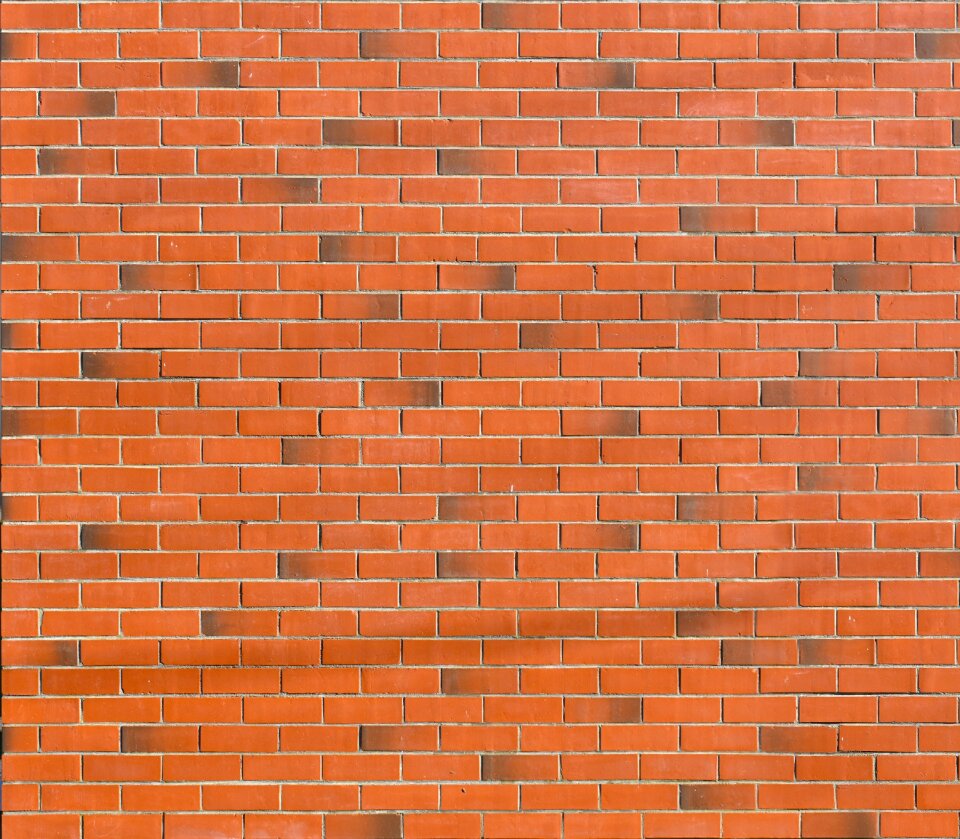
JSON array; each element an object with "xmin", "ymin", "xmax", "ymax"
[{"xmin": 2, "ymin": 2, "xmax": 960, "ymax": 838}]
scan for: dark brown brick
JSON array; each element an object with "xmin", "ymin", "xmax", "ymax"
[
  {"xmin": 163, "ymin": 60, "xmax": 239, "ymax": 88},
  {"xmin": 797, "ymin": 465, "xmax": 874, "ymax": 492},
  {"xmin": 121, "ymin": 725, "xmax": 198, "ymax": 753},
  {"xmin": 761, "ymin": 380, "xmax": 837, "ymax": 407},
  {"xmin": 359, "ymin": 725, "xmax": 437, "ymax": 751},
  {"xmin": 281, "ymin": 438, "xmax": 359, "ymax": 465},
  {"xmin": 481, "ymin": 2, "xmax": 559, "ymax": 30},
  {"xmin": 120, "ymin": 264, "xmax": 197, "ymax": 291},
  {"xmin": 325, "ymin": 814, "xmax": 402, "ymax": 839},
  {"xmin": 916, "ymin": 206, "xmax": 960, "ymax": 233},
  {"xmin": 81, "ymin": 524, "xmax": 157, "ymax": 551},
  {"xmin": 320, "ymin": 235, "xmax": 396, "ymax": 263},
  {"xmin": 799, "ymin": 351, "xmax": 875, "ymax": 378},
  {"xmin": 565, "ymin": 697, "xmax": 642, "ymax": 723},
  {"xmin": 561, "ymin": 523, "xmax": 638, "ymax": 551},
  {"xmin": 561, "ymin": 409, "xmax": 639, "ymax": 437},
  {"xmin": 364, "ymin": 379, "xmax": 440, "ymax": 407},
  {"xmin": 481, "ymin": 753, "xmax": 558, "ymax": 781},
  {"xmin": 721, "ymin": 639, "xmax": 797, "ymax": 666},
  {"xmin": 720, "ymin": 119, "xmax": 794, "ymax": 147},
  {"xmin": 0, "ymin": 322, "xmax": 38, "ymax": 349},
  {"xmin": 798, "ymin": 638, "xmax": 875, "ymax": 666},
  {"xmin": 436, "ymin": 551, "xmax": 515, "ymax": 579},
  {"xmin": 441, "ymin": 668, "xmax": 517, "ymax": 695},
  {"xmin": 760, "ymin": 725, "xmax": 837, "ymax": 754},
  {"xmin": 437, "ymin": 495, "xmax": 514, "ymax": 521},
  {"xmin": 438, "ymin": 148, "xmax": 514, "ymax": 175},
  {"xmin": 82, "ymin": 351, "xmax": 159, "ymax": 379},
  {"xmin": 278, "ymin": 552, "xmax": 344, "ymax": 580},
  {"xmin": 360, "ymin": 31, "xmax": 436, "ymax": 59},
  {"xmin": 41, "ymin": 90, "xmax": 116, "ymax": 117},
  {"xmin": 643, "ymin": 293, "xmax": 719, "ymax": 321},
  {"xmin": 322, "ymin": 119, "xmax": 399, "ymax": 146},
  {"xmin": 242, "ymin": 177, "xmax": 320, "ymax": 204},
  {"xmin": 677, "ymin": 610, "xmax": 753, "ymax": 637},
  {"xmin": 680, "ymin": 783, "xmax": 755, "ymax": 810},
  {"xmin": 916, "ymin": 33, "xmax": 960, "ymax": 59},
  {"xmin": 520, "ymin": 322, "xmax": 596, "ymax": 349},
  {"xmin": 38, "ymin": 147, "xmax": 114, "ymax": 175},
  {"xmin": 1, "ymin": 409, "xmax": 77, "ymax": 437},
  {"xmin": 680, "ymin": 206, "xmax": 756, "ymax": 233},
  {"xmin": 1, "ymin": 726, "xmax": 38, "ymax": 754},
  {"xmin": 559, "ymin": 61, "xmax": 634, "ymax": 89},
  {"xmin": 439, "ymin": 263, "xmax": 515, "ymax": 291},
  {"xmin": 1, "ymin": 235, "xmax": 43, "ymax": 262},
  {"xmin": 802, "ymin": 811, "xmax": 878, "ymax": 839},
  {"xmin": 833, "ymin": 264, "xmax": 909, "ymax": 292},
  {"xmin": 677, "ymin": 494, "xmax": 753, "ymax": 522}
]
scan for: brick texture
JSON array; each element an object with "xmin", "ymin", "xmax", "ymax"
[{"xmin": 2, "ymin": 2, "xmax": 960, "ymax": 838}]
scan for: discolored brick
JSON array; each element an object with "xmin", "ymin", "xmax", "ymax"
[
  {"xmin": 322, "ymin": 119, "xmax": 399, "ymax": 146},
  {"xmin": 833, "ymin": 264, "xmax": 909, "ymax": 292},
  {"xmin": 680, "ymin": 206, "xmax": 756, "ymax": 233}
]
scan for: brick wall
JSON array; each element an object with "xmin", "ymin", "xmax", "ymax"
[{"xmin": 2, "ymin": 2, "xmax": 960, "ymax": 838}]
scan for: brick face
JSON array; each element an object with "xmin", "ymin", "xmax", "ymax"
[{"xmin": 2, "ymin": 1, "xmax": 960, "ymax": 837}]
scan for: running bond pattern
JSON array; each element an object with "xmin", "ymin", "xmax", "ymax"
[{"xmin": 2, "ymin": 2, "xmax": 960, "ymax": 838}]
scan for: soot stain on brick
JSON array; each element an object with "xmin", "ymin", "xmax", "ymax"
[
  {"xmin": 120, "ymin": 726, "xmax": 154, "ymax": 753},
  {"xmin": 480, "ymin": 4, "xmax": 515, "ymax": 29},
  {"xmin": 437, "ymin": 148, "xmax": 482, "ymax": 175},
  {"xmin": 54, "ymin": 639, "xmax": 80, "ymax": 666},
  {"xmin": 561, "ymin": 409, "xmax": 639, "ymax": 437},
  {"xmin": 80, "ymin": 352, "xmax": 113, "ymax": 379},
  {"xmin": 368, "ymin": 293, "xmax": 401, "ymax": 319},
  {"xmin": 924, "ymin": 408, "xmax": 957, "ymax": 435},
  {"xmin": 0, "ymin": 234, "xmax": 38, "ymax": 262},
  {"xmin": 489, "ymin": 263, "xmax": 517, "ymax": 290},
  {"xmin": 439, "ymin": 263, "xmax": 516, "ymax": 291},
  {"xmin": 680, "ymin": 205, "xmax": 755, "ymax": 233},
  {"xmin": 281, "ymin": 438, "xmax": 321, "ymax": 465},
  {"xmin": 277, "ymin": 552, "xmax": 309, "ymax": 579},
  {"xmin": 440, "ymin": 669, "xmax": 466, "ymax": 694},
  {"xmin": 200, "ymin": 611, "xmax": 225, "ymax": 636},
  {"xmin": 76, "ymin": 90, "xmax": 117, "ymax": 117},
  {"xmin": 1, "ymin": 409, "xmax": 24, "ymax": 436},
  {"xmin": 279, "ymin": 176, "xmax": 320, "ymax": 204},
  {"xmin": 436, "ymin": 552, "xmax": 482, "ymax": 578},
  {"xmin": 120, "ymin": 265, "xmax": 151, "ymax": 290},
  {"xmin": 358, "ymin": 814, "xmax": 402, "ymax": 838},
  {"xmin": 678, "ymin": 784, "xmax": 711, "ymax": 810},
  {"xmin": 519, "ymin": 323, "xmax": 559, "ymax": 349},
  {"xmin": 359, "ymin": 724, "xmax": 432, "ymax": 751},
  {"xmin": 244, "ymin": 176, "xmax": 320, "ymax": 204},
  {"xmin": 207, "ymin": 60, "xmax": 240, "ymax": 88},
  {"xmin": 676, "ymin": 610, "xmax": 751, "ymax": 637},
  {"xmin": 322, "ymin": 118, "xmax": 399, "ymax": 146},
  {"xmin": 359, "ymin": 32, "xmax": 416, "ymax": 59},
  {"xmin": 916, "ymin": 33, "xmax": 960, "ymax": 60},
  {"xmin": 561, "ymin": 61, "xmax": 635, "ymax": 89},
  {"xmin": 79, "ymin": 524, "xmax": 104, "ymax": 550},
  {"xmin": 676, "ymin": 495, "xmax": 709, "ymax": 522},
  {"xmin": 595, "ymin": 697, "xmax": 643, "ymax": 723},
  {"xmin": 358, "ymin": 725, "xmax": 389, "ymax": 751},
  {"xmin": 759, "ymin": 119, "xmax": 795, "ymax": 146},
  {"xmin": 916, "ymin": 206, "xmax": 960, "ymax": 233},
  {"xmin": 37, "ymin": 148, "xmax": 67, "ymax": 175},
  {"xmin": 436, "ymin": 496, "xmax": 467, "ymax": 521}
]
